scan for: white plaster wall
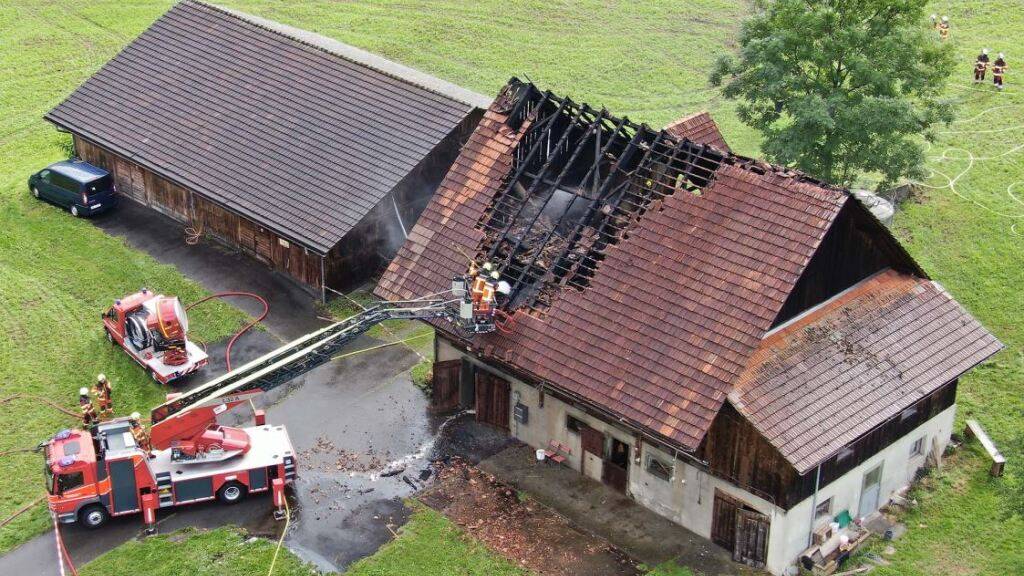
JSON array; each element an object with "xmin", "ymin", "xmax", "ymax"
[
  {"xmin": 765, "ymin": 404, "xmax": 957, "ymax": 575},
  {"xmin": 436, "ymin": 339, "xmax": 957, "ymax": 576}
]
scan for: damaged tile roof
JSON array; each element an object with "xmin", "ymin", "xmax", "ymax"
[
  {"xmin": 733, "ymin": 269, "xmax": 1003, "ymax": 473},
  {"xmin": 664, "ymin": 111, "xmax": 730, "ymax": 152},
  {"xmin": 45, "ymin": 0, "xmax": 486, "ymax": 254},
  {"xmin": 378, "ymin": 79, "xmax": 850, "ymax": 450}
]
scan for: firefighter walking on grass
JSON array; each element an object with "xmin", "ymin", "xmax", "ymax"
[
  {"xmin": 993, "ymin": 53, "xmax": 1008, "ymax": 91},
  {"xmin": 92, "ymin": 373, "xmax": 113, "ymax": 416},
  {"xmin": 975, "ymin": 49, "xmax": 991, "ymax": 83}
]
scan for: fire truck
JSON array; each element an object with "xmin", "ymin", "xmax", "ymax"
[
  {"xmin": 102, "ymin": 289, "xmax": 208, "ymax": 384},
  {"xmin": 44, "ymin": 269, "xmax": 504, "ymax": 529}
]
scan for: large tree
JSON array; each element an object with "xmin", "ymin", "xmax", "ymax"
[{"xmin": 710, "ymin": 0, "xmax": 954, "ymax": 188}]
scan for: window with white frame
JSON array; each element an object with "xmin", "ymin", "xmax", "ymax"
[
  {"xmin": 910, "ymin": 436, "xmax": 926, "ymax": 456},
  {"xmin": 645, "ymin": 454, "xmax": 673, "ymax": 481}
]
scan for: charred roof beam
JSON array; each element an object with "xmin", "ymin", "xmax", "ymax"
[
  {"xmin": 484, "ymin": 102, "xmax": 591, "ymax": 260},
  {"xmin": 505, "ymin": 111, "xmax": 632, "ymax": 303}
]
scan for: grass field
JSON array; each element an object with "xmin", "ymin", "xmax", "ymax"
[
  {"xmin": 80, "ymin": 506, "xmax": 527, "ymax": 576},
  {"xmin": 2, "ymin": 1, "xmax": 1022, "ymax": 575},
  {"xmin": 79, "ymin": 526, "xmax": 319, "ymax": 576},
  {"xmin": 0, "ymin": 0, "xmax": 251, "ymax": 555}
]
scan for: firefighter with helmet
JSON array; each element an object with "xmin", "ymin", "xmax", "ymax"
[
  {"xmin": 938, "ymin": 16, "xmax": 950, "ymax": 41},
  {"xmin": 993, "ymin": 53, "xmax": 1008, "ymax": 90},
  {"xmin": 129, "ymin": 412, "xmax": 153, "ymax": 457},
  {"xmin": 79, "ymin": 387, "xmax": 98, "ymax": 427},
  {"xmin": 975, "ymin": 49, "xmax": 991, "ymax": 83},
  {"xmin": 93, "ymin": 373, "xmax": 113, "ymax": 416}
]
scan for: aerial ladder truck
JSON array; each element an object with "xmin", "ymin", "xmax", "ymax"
[{"xmin": 42, "ymin": 267, "xmax": 506, "ymax": 530}]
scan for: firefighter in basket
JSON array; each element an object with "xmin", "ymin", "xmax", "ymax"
[{"xmin": 129, "ymin": 412, "xmax": 153, "ymax": 457}]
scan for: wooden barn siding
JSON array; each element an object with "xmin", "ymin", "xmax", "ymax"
[
  {"xmin": 700, "ymin": 381, "xmax": 958, "ymax": 510},
  {"xmin": 74, "ymin": 135, "xmax": 322, "ymax": 290},
  {"xmin": 774, "ymin": 201, "xmax": 923, "ymax": 327}
]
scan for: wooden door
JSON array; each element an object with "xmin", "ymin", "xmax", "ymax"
[
  {"xmin": 711, "ymin": 491, "xmax": 739, "ymax": 550},
  {"xmin": 113, "ymin": 157, "xmax": 133, "ymax": 200},
  {"xmin": 734, "ymin": 508, "xmax": 770, "ymax": 568},
  {"xmin": 601, "ymin": 437, "xmax": 629, "ymax": 493},
  {"xmin": 130, "ymin": 164, "xmax": 146, "ymax": 203},
  {"xmin": 474, "ymin": 371, "xmax": 510, "ymax": 430},
  {"xmin": 430, "ymin": 359, "xmax": 462, "ymax": 413}
]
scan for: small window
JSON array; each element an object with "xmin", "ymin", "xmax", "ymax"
[
  {"xmin": 815, "ymin": 497, "xmax": 833, "ymax": 519},
  {"xmin": 566, "ymin": 415, "xmax": 585, "ymax": 434},
  {"xmin": 910, "ymin": 436, "xmax": 926, "ymax": 456},
  {"xmin": 645, "ymin": 455, "xmax": 673, "ymax": 481},
  {"xmin": 57, "ymin": 472, "xmax": 85, "ymax": 493},
  {"xmin": 900, "ymin": 406, "xmax": 918, "ymax": 422}
]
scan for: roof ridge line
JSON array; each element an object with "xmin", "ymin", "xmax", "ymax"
[{"xmin": 195, "ymin": 0, "xmax": 492, "ymax": 109}]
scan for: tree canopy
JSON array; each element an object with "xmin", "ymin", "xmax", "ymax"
[{"xmin": 710, "ymin": 0, "xmax": 955, "ymax": 188}]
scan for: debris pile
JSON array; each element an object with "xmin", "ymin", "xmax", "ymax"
[{"xmin": 420, "ymin": 458, "xmax": 642, "ymax": 576}]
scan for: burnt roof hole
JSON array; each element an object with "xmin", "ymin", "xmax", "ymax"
[{"xmin": 477, "ymin": 80, "xmax": 726, "ymax": 313}]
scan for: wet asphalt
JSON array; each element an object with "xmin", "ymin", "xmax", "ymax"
[{"xmin": 0, "ymin": 202, "xmax": 510, "ymax": 574}]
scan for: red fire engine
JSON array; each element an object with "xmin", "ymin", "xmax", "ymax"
[
  {"xmin": 102, "ymin": 289, "xmax": 208, "ymax": 384},
  {"xmin": 44, "ymin": 266, "xmax": 505, "ymax": 530}
]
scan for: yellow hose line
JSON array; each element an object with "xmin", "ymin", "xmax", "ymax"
[
  {"xmin": 329, "ymin": 331, "xmax": 434, "ymax": 362},
  {"xmin": 267, "ymin": 492, "xmax": 290, "ymax": 576}
]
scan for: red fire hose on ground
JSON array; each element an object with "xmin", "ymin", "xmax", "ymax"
[{"xmin": 186, "ymin": 292, "xmax": 269, "ymax": 372}]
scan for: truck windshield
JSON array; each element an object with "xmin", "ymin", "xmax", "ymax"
[
  {"xmin": 83, "ymin": 175, "xmax": 112, "ymax": 196},
  {"xmin": 44, "ymin": 463, "xmax": 55, "ymax": 495}
]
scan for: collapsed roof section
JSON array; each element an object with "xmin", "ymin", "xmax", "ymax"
[{"xmin": 478, "ymin": 82, "xmax": 726, "ymax": 311}]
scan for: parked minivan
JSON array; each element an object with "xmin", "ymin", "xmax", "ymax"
[{"xmin": 28, "ymin": 160, "xmax": 118, "ymax": 217}]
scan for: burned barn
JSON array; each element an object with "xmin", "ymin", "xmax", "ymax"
[
  {"xmin": 45, "ymin": 0, "xmax": 488, "ymax": 297},
  {"xmin": 378, "ymin": 79, "xmax": 1003, "ymax": 574}
]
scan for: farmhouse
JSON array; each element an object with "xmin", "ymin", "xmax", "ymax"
[
  {"xmin": 377, "ymin": 79, "xmax": 1003, "ymax": 574},
  {"xmin": 45, "ymin": 0, "xmax": 488, "ymax": 297}
]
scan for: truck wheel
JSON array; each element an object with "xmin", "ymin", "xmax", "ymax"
[
  {"xmin": 217, "ymin": 482, "xmax": 247, "ymax": 505},
  {"xmin": 150, "ymin": 370, "xmax": 160, "ymax": 383},
  {"xmin": 105, "ymin": 329, "xmax": 115, "ymax": 344},
  {"xmin": 79, "ymin": 504, "xmax": 109, "ymax": 529}
]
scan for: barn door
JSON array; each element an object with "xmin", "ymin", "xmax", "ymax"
[
  {"xmin": 430, "ymin": 359, "xmax": 462, "ymax": 413},
  {"xmin": 601, "ymin": 437, "xmax": 629, "ymax": 493},
  {"xmin": 734, "ymin": 508, "xmax": 770, "ymax": 568},
  {"xmin": 130, "ymin": 164, "xmax": 146, "ymax": 202},
  {"xmin": 711, "ymin": 491, "xmax": 739, "ymax": 550},
  {"xmin": 113, "ymin": 157, "xmax": 133, "ymax": 200},
  {"xmin": 474, "ymin": 371, "xmax": 510, "ymax": 430}
]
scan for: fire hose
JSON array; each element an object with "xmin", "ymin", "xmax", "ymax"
[
  {"xmin": 185, "ymin": 292, "xmax": 269, "ymax": 371},
  {"xmin": 53, "ymin": 512, "xmax": 79, "ymax": 576}
]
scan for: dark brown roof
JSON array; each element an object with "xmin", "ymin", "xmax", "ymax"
[
  {"xmin": 733, "ymin": 269, "xmax": 1003, "ymax": 473},
  {"xmin": 664, "ymin": 111, "xmax": 730, "ymax": 152},
  {"xmin": 45, "ymin": 0, "xmax": 485, "ymax": 254},
  {"xmin": 378, "ymin": 86, "xmax": 849, "ymax": 450}
]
